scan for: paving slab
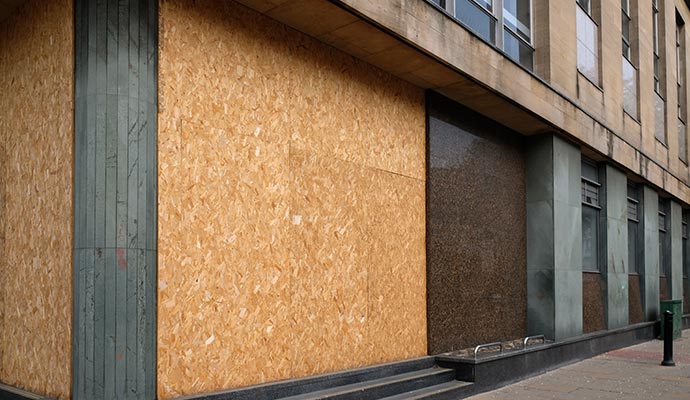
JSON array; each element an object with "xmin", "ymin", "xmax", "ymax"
[{"xmin": 468, "ymin": 330, "xmax": 690, "ymax": 400}]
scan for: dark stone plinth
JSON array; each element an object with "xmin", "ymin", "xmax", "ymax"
[{"xmin": 436, "ymin": 321, "xmax": 658, "ymax": 397}]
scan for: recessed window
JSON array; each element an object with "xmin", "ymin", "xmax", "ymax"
[
  {"xmin": 653, "ymin": 0, "xmax": 667, "ymax": 143},
  {"xmin": 432, "ymin": 0, "xmax": 534, "ymax": 71},
  {"xmin": 677, "ymin": 13, "xmax": 687, "ymax": 162},
  {"xmin": 653, "ymin": 0, "xmax": 662, "ymax": 93},
  {"xmin": 622, "ymin": 0, "xmax": 631, "ymax": 60},
  {"xmin": 659, "ymin": 199, "xmax": 669, "ymax": 278},
  {"xmin": 582, "ymin": 158, "xmax": 601, "ymax": 272},
  {"xmin": 622, "ymin": 0, "xmax": 638, "ymax": 119},
  {"xmin": 577, "ymin": 1, "xmax": 600, "ymax": 85},
  {"xmin": 455, "ymin": 0, "xmax": 497, "ymax": 43},
  {"xmin": 577, "ymin": 0, "xmax": 591, "ymax": 14},
  {"xmin": 628, "ymin": 183, "xmax": 642, "ymax": 274}
]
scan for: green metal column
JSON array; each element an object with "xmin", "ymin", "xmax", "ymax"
[{"xmin": 73, "ymin": 0, "xmax": 157, "ymax": 398}]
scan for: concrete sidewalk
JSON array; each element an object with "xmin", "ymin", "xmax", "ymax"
[{"xmin": 467, "ymin": 330, "xmax": 690, "ymax": 400}]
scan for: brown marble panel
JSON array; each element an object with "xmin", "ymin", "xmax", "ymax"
[
  {"xmin": 660, "ymin": 277, "xmax": 670, "ymax": 301},
  {"xmin": 629, "ymin": 275, "xmax": 645, "ymax": 324},
  {"xmin": 427, "ymin": 93, "xmax": 527, "ymax": 354},
  {"xmin": 583, "ymin": 273, "xmax": 606, "ymax": 334}
]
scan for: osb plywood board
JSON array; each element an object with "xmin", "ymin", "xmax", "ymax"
[
  {"xmin": 158, "ymin": 0, "xmax": 426, "ymax": 397},
  {"xmin": 158, "ymin": 0, "xmax": 425, "ymax": 181},
  {"xmin": 0, "ymin": 0, "xmax": 73, "ymax": 399}
]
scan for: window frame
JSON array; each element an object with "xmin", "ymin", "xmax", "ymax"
[
  {"xmin": 627, "ymin": 182, "xmax": 643, "ymax": 275},
  {"xmin": 659, "ymin": 199, "xmax": 670, "ymax": 278},
  {"xmin": 576, "ymin": 0, "xmax": 601, "ymax": 86},
  {"xmin": 581, "ymin": 158, "xmax": 602, "ymax": 273},
  {"xmin": 653, "ymin": 0, "xmax": 663, "ymax": 95},
  {"xmin": 428, "ymin": 0, "xmax": 535, "ymax": 70},
  {"xmin": 622, "ymin": 0, "xmax": 632, "ymax": 61}
]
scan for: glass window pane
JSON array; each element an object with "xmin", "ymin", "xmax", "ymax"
[
  {"xmin": 679, "ymin": 120, "xmax": 687, "ymax": 162},
  {"xmin": 581, "ymin": 159, "xmax": 599, "ymax": 182},
  {"xmin": 578, "ymin": 0, "xmax": 591, "ymax": 14},
  {"xmin": 504, "ymin": 28, "xmax": 534, "ymax": 70},
  {"xmin": 627, "ymin": 198, "xmax": 638, "ymax": 220},
  {"xmin": 456, "ymin": 0, "xmax": 497, "ymax": 44},
  {"xmin": 577, "ymin": 6, "xmax": 599, "ymax": 85},
  {"xmin": 476, "ymin": 0, "xmax": 493, "ymax": 11},
  {"xmin": 583, "ymin": 206, "xmax": 599, "ymax": 271},
  {"xmin": 622, "ymin": 15, "xmax": 630, "ymax": 45},
  {"xmin": 660, "ymin": 231, "xmax": 668, "ymax": 277},
  {"xmin": 503, "ymin": 0, "xmax": 531, "ymax": 42},
  {"xmin": 623, "ymin": 56, "xmax": 638, "ymax": 119},
  {"xmin": 654, "ymin": 9, "xmax": 660, "ymax": 55},
  {"xmin": 655, "ymin": 92, "xmax": 666, "ymax": 143},
  {"xmin": 628, "ymin": 219, "xmax": 638, "ymax": 273}
]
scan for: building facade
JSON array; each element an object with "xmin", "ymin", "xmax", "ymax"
[{"xmin": 1, "ymin": 0, "xmax": 690, "ymax": 399}]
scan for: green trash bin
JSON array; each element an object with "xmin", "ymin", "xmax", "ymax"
[{"xmin": 660, "ymin": 299, "xmax": 682, "ymax": 340}]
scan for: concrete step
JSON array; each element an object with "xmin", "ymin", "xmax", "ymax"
[
  {"xmin": 278, "ymin": 367, "xmax": 456, "ymax": 400},
  {"xmin": 378, "ymin": 380, "xmax": 475, "ymax": 400}
]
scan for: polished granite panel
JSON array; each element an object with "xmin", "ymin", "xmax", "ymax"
[
  {"xmin": 427, "ymin": 93, "xmax": 527, "ymax": 353},
  {"xmin": 629, "ymin": 275, "xmax": 645, "ymax": 324},
  {"xmin": 583, "ymin": 273, "xmax": 606, "ymax": 333}
]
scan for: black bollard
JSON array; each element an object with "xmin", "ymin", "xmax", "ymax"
[{"xmin": 661, "ymin": 310, "xmax": 675, "ymax": 366}]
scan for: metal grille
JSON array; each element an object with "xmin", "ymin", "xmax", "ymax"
[
  {"xmin": 581, "ymin": 180, "xmax": 599, "ymax": 206},
  {"xmin": 627, "ymin": 198, "xmax": 639, "ymax": 221}
]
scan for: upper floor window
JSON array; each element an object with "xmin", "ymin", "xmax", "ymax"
[
  {"xmin": 622, "ymin": 0, "xmax": 631, "ymax": 60},
  {"xmin": 653, "ymin": 0, "xmax": 667, "ymax": 144},
  {"xmin": 431, "ymin": 0, "xmax": 534, "ymax": 70},
  {"xmin": 677, "ymin": 13, "xmax": 687, "ymax": 162},
  {"xmin": 577, "ymin": 0, "xmax": 591, "ymax": 14},
  {"xmin": 653, "ymin": 0, "xmax": 662, "ymax": 93},
  {"xmin": 503, "ymin": 0, "xmax": 533, "ymax": 70},
  {"xmin": 577, "ymin": 0, "xmax": 600, "ymax": 85},
  {"xmin": 622, "ymin": 0, "xmax": 638, "ymax": 119}
]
